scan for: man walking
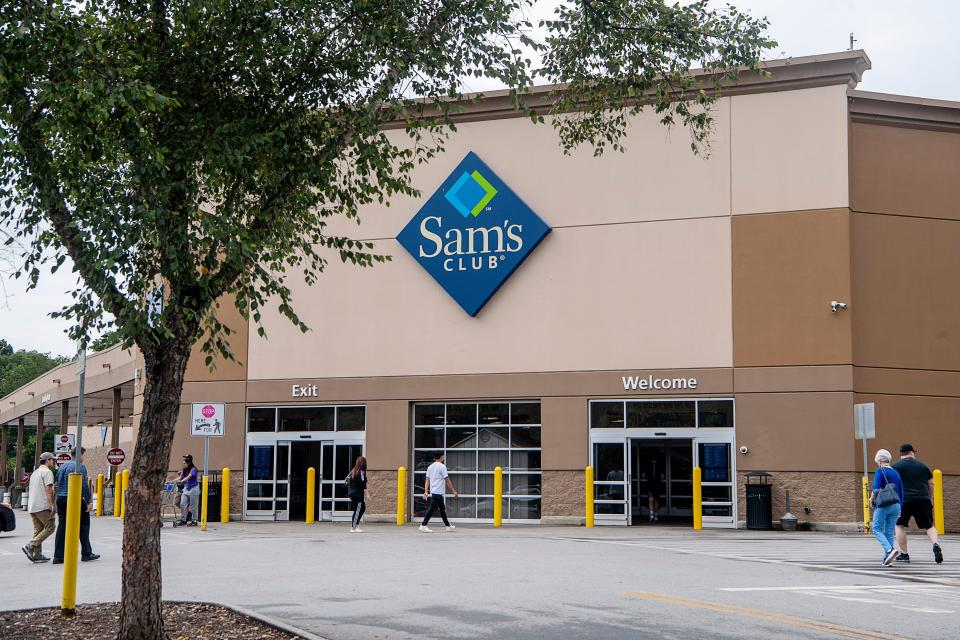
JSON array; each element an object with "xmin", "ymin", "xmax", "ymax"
[
  {"xmin": 22, "ymin": 452, "xmax": 57, "ymax": 563},
  {"xmin": 892, "ymin": 444, "xmax": 943, "ymax": 564},
  {"xmin": 53, "ymin": 447, "xmax": 100, "ymax": 564},
  {"xmin": 419, "ymin": 452, "xmax": 458, "ymax": 533}
]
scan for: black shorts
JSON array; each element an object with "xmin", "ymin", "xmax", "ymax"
[{"xmin": 897, "ymin": 499, "xmax": 934, "ymax": 530}]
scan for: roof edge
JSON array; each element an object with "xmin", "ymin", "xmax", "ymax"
[
  {"xmin": 387, "ymin": 50, "xmax": 871, "ymax": 127},
  {"xmin": 849, "ymin": 89, "xmax": 960, "ymax": 132}
]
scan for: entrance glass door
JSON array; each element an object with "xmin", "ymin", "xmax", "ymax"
[
  {"xmin": 697, "ymin": 441, "xmax": 735, "ymax": 527},
  {"xmin": 592, "ymin": 439, "xmax": 628, "ymax": 525},
  {"xmin": 320, "ymin": 442, "xmax": 364, "ymax": 521},
  {"xmin": 631, "ymin": 439, "xmax": 693, "ymax": 524}
]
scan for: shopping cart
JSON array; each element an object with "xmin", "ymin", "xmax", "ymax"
[{"xmin": 160, "ymin": 482, "xmax": 181, "ymax": 527}]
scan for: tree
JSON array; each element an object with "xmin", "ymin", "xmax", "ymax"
[
  {"xmin": 0, "ymin": 342, "xmax": 69, "ymax": 397},
  {"xmin": 0, "ymin": 1, "xmax": 771, "ymax": 637},
  {"xmin": 90, "ymin": 329, "xmax": 122, "ymax": 353}
]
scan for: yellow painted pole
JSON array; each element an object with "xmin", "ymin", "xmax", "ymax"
[
  {"xmin": 585, "ymin": 465, "xmax": 594, "ymax": 528},
  {"xmin": 693, "ymin": 467, "xmax": 703, "ymax": 531},
  {"xmin": 112, "ymin": 472, "xmax": 121, "ymax": 517},
  {"xmin": 305, "ymin": 467, "xmax": 316, "ymax": 525},
  {"xmin": 95, "ymin": 474, "xmax": 104, "ymax": 516},
  {"xmin": 119, "ymin": 469, "xmax": 128, "ymax": 519},
  {"xmin": 221, "ymin": 467, "xmax": 230, "ymax": 524},
  {"xmin": 200, "ymin": 474, "xmax": 209, "ymax": 531},
  {"xmin": 396, "ymin": 466, "xmax": 407, "ymax": 526},
  {"xmin": 60, "ymin": 474, "xmax": 82, "ymax": 614},
  {"xmin": 493, "ymin": 466, "xmax": 503, "ymax": 527},
  {"xmin": 862, "ymin": 476, "xmax": 871, "ymax": 535},
  {"xmin": 933, "ymin": 469, "xmax": 945, "ymax": 535}
]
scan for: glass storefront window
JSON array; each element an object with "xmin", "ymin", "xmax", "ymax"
[
  {"xmin": 414, "ymin": 404, "xmax": 446, "ymax": 426},
  {"xmin": 591, "ymin": 402, "xmax": 624, "ymax": 428},
  {"xmin": 336, "ymin": 406, "xmax": 366, "ymax": 431},
  {"xmin": 699, "ymin": 443, "xmax": 731, "ymax": 483},
  {"xmin": 278, "ymin": 406, "xmax": 334, "ymax": 431},
  {"xmin": 698, "ymin": 400, "xmax": 734, "ymax": 427},
  {"xmin": 412, "ymin": 400, "xmax": 542, "ymax": 520},
  {"xmin": 593, "ymin": 443, "xmax": 625, "ymax": 481},
  {"xmin": 627, "ymin": 401, "xmax": 695, "ymax": 428},
  {"xmin": 247, "ymin": 408, "xmax": 276, "ymax": 432}
]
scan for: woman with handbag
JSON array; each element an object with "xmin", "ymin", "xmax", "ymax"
[
  {"xmin": 871, "ymin": 449, "xmax": 904, "ymax": 566},
  {"xmin": 346, "ymin": 456, "xmax": 368, "ymax": 533}
]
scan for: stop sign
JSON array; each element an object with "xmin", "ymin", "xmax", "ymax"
[
  {"xmin": 107, "ymin": 448, "xmax": 126, "ymax": 466},
  {"xmin": 56, "ymin": 453, "xmax": 73, "ymax": 464}
]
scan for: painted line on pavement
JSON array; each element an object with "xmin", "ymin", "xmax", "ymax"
[
  {"xmin": 622, "ymin": 591, "xmax": 908, "ymax": 640},
  {"xmin": 551, "ymin": 537, "xmax": 960, "ymax": 588}
]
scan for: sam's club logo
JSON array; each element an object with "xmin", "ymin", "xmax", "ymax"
[{"xmin": 397, "ymin": 152, "xmax": 550, "ymax": 316}]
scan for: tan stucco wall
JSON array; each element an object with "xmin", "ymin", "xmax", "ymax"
[
  {"xmin": 248, "ymin": 218, "xmax": 733, "ymax": 379},
  {"xmin": 851, "ymin": 212, "xmax": 960, "ymax": 371},
  {"xmin": 850, "ymin": 122, "xmax": 960, "ymax": 221},
  {"xmin": 734, "ymin": 391, "xmax": 855, "ymax": 472},
  {"xmin": 731, "ymin": 85, "xmax": 849, "ymax": 215},
  {"xmin": 732, "ymin": 209, "xmax": 853, "ymax": 367}
]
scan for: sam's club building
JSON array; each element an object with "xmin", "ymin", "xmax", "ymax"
[{"xmin": 3, "ymin": 51, "xmax": 959, "ymax": 530}]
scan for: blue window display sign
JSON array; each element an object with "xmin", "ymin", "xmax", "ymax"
[
  {"xmin": 701, "ymin": 443, "xmax": 730, "ymax": 482},
  {"xmin": 396, "ymin": 152, "xmax": 551, "ymax": 316},
  {"xmin": 250, "ymin": 446, "xmax": 273, "ymax": 480}
]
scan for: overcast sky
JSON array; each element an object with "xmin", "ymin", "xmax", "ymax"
[{"xmin": 2, "ymin": 0, "xmax": 957, "ymax": 356}]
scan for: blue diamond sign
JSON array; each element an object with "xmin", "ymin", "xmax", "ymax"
[{"xmin": 397, "ymin": 152, "xmax": 551, "ymax": 316}]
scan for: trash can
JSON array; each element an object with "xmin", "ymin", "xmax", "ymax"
[
  {"xmin": 205, "ymin": 473, "xmax": 221, "ymax": 523},
  {"xmin": 745, "ymin": 471, "xmax": 773, "ymax": 530}
]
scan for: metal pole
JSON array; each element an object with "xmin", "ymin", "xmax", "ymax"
[{"xmin": 76, "ymin": 362, "xmax": 85, "ymax": 464}]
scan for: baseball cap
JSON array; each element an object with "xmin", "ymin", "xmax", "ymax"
[
  {"xmin": 39, "ymin": 452, "xmax": 55, "ymax": 462},
  {"xmin": 899, "ymin": 443, "xmax": 916, "ymax": 454}
]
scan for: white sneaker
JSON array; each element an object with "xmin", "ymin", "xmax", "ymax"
[
  {"xmin": 446, "ymin": 525, "xmax": 456, "ymax": 531},
  {"xmin": 883, "ymin": 548, "xmax": 900, "ymax": 566},
  {"xmin": 419, "ymin": 525, "xmax": 433, "ymax": 533},
  {"xmin": 354, "ymin": 527, "xmax": 363, "ymax": 533}
]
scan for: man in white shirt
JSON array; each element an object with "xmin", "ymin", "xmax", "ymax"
[
  {"xmin": 420, "ymin": 452, "xmax": 458, "ymax": 533},
  {"xmin": 24, "ymin": 452, "xmax": 57, "ymax": 563}
]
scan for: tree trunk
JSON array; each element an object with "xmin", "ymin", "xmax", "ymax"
[{"xmin": 117, "ymin": 338, "xmax": 193, "ymax": 640}]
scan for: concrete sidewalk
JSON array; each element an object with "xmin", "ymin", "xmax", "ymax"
[{"xmin": 2, "ymin": 509, "xmax": 956, "ymax": 639}]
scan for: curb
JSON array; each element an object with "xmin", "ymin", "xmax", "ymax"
[{"xmin": 208, "ymin": 601, "xmax": 330, "ymax": 640}]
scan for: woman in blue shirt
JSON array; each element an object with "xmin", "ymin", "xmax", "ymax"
[
  {"xmin": 175, "ymin": 454, "xmax": 200, "ymax": 526},
  {"xmin": 871, "ymin": 449, "xmax": 904, "ymax": 566}
]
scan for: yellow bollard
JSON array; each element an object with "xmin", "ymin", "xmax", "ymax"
[
  {"xmin": 305, "ymin": 467, "xmax": 316, "ymax": 525},
  {"xmin": 221, "ymin": 467, "xmax": 230, "ymax": 524},
  {"xmin": 862, "ymin": 476, "xmax": 871, "ymax": 535},
  {"xmin": 933, "ymin": 469, "xmax": 945, "ymax": 535},
  {"xmin": 494, "ymin": 466, "xmax": 503, "ymax": 527},
  {"xmin": 693, "ymin": 467, "xmax": 703, "ymax": 531},
  {"xmin": 396, "ymin": 466, "xmax": 407, "ymax": 526},
  {"xmin": 112, "ymin": 472, "xmax": 120, "ymax": 517},
  {"xmin": 200, "ymin": 474, "xmax": 209, "ymax": 531},
  {"xmin": 61, "ymin": 474, "xmax": 83, "ymax": 613},
  {"xmin": 96, "ymin": 474, "xmax": 104, "ymax": 516},
  {"xmin": 585, "ymin": 465, "xmax": 594, "ymax": 528},
  {"xmin": 119, "ymin": 469, "xmax": 128, "ymax": 519}
]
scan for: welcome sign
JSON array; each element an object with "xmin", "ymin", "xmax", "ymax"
[{"xmin": 396, "ymin": 152, "xmax": 551, "ymax": 316}]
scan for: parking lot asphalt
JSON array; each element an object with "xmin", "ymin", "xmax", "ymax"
[{"xmin": 2, "ymin": 510, "xmax": 957, "ymax": 639}]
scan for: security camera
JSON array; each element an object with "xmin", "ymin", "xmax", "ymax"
[
  {"xmin": 830, "ymin": 301, "xmax": 848, "ymax": 313},
  {"xmin": 738, "ymin": 446, "xmax": 749, "ymax": 455}
]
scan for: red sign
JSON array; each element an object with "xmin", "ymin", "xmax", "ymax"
[
  {"xmin": 107, "ymin": 448, "xmax": 126, "ymax": 466},
  {"xmin": 56, "ymin": 453, "xmax": 73, "ymax": 464}
]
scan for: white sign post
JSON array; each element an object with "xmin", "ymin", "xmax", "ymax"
[
  {"xmin": 191, "ymin": 403, "xmax": 225, "ymax": 478},
  {"xmin": 854, "ymin": 402, "xmax": 876, "ymax": 483},
  {"xmin": 53, "ymin": 433, "xmax": 76, "ymax": 458}
]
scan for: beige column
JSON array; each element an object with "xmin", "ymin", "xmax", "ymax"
[
  {"xmin": 34, "ymin": 408, "xmax": 44, "ymax": 469},
  {"xmin": 15, "ymin": 417, "xmax": 24, "ymax": 484},
  {"xmin": 1, "ymin": 423, "xmax": 8, "ymax": 486}
]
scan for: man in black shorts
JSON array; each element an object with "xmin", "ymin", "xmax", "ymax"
[{"xmin": 892, "ymin": 444, "xmax": 943, "ymax": 564}]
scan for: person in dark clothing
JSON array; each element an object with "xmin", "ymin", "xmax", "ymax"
[
  {"xmin": 347, "ymin": 455, "xmax": 369, "ymax": 532},
  {"xmin": 53, "ymin": 448, "xmax": 100, "ymax": 564},
  {"xmin": 892, "ymin": 444, "xmax": 943, "ymax": 564}
]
